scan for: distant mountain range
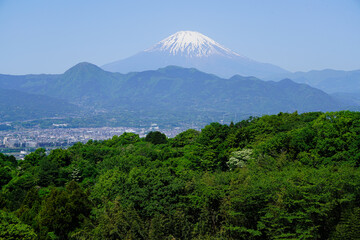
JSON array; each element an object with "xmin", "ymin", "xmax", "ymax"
[
  {"xmin": 274, "ymin": 69, "xmax": 360, "ymax": 94},
  {"xmin": 0, "ymin": 62, "xmax": 351, "ymax": 123},
  {"xmin": 102, "ymin": 31, "xmax": 360, "ymax": 100},
  {"xmin": 1, "ymin": 31, "xmax": 357, "ymax": 125},
  {"xmin": 102, "ymin": 31, "xmax": 289, "ymax": 79}
]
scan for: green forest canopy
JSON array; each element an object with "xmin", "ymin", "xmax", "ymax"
[{"xmin": 1, "ymin": 111, "xmax": 360, "ymax": 239}]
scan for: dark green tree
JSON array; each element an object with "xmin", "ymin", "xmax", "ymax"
[
  {"xmin": 38, "ymin": 181, "xmax": 91, "ymax": 239},
  {"xmin": 145, "ymin": 131, "xmax": 168, "ymax": 145}
]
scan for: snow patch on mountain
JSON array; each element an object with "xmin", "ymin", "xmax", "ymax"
[
  {"xmin": 102, "ymin": 30, "xmax": 288, "ymax": 78},
  {"xmin": 145, "ymin": 31, "xmax": 245, "ymax": 58}
]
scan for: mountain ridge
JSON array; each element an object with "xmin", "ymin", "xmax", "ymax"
[
  {"xmin": 274, "ymin": 69, "xmax": 360, "ymax": 94},
  {"xmin": 0, "ymin": 63, "xmax": 349, "ymax": 121},
  {"xmin": 102, "ymin": 31, "xmax": 289, "ymax": 78}
]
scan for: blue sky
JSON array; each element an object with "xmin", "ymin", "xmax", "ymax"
[{"xmin": 1, "ymin": 0, "xmax": 360, "ymax": 74}]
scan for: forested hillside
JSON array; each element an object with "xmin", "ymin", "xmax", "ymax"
[
  {"xmin": 1, "ymin": 111, "xmax": 360, "ymax": 239},
  {"xmin": 0, "ymin": 88, "xmax": 79, "ymax": 121},
  {"xmin": 0, "ymin": 64, "xmax": 348, "ymax": 119}
]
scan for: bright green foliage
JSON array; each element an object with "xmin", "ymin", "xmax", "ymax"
[
  {"xmin": 0, "ymin": 210, "xmax": 37, "ymax": 240},
  {"xmin": 91, "ymin": 168, "xmax": 126, "ymax": 203},
  {"xmin": 22, "ymin": 148, "xmax": 46, "ymax": 167},
  {"xmin": 48, "ymin": 149, "xmax": 71, "ymax": 167},
  {"xmin": 171, "ymin": 128, "xmax": 200, "ymax": 147},
  {"xmin": 1, "ymin": 111, "xmax": 360, "ymax": 239},
  {"xmin": 107, "ymin": 132, "xmax": 141, "ymax": 146}
]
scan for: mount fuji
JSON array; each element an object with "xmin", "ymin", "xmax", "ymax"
[{"xmin": 102, "ymin": 31, "xmax": 289, "ymax": 78}]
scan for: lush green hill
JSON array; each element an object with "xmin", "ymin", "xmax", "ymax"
[
  {"xmin": 0, "ymin": 88, "xmax": 79, "ymax": 121},
  {"xmin": 1, "ymin": 111, "xmax": 360, "ymax": 239},
  {"xmin": 106, "ymin": 67, "xmax": 345, "ymax": 114},
  {"xmin": 0, "ymin": 63, "xmax": 122, "ymax": 107},
  {"xmin": 0, "ymin": 63, "xmax": 352, "ymax": 121}
]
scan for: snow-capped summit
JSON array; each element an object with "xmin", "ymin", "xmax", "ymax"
[
  {"xmin": 145, "ymin": 31, "xmax": 242, "ymax": 58},
  {"xmin": 102, "ymin": 31, "xmax": 289, "ymax": 78}
]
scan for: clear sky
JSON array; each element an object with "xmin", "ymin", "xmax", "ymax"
[{"xmin": 1, "ymin": 0, "xmax": 360, "ymax": 75}]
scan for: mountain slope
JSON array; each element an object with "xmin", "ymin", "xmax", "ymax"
[
  {"xmin": 272, "ymin": 69, "xmax": 360, "ymax": 93},
  {"xmin": 102, "ymin": 31, "xmax": 288, "ymax": 78},
  {"xmin": 0, "ymin": 62, "xmax": 123, "ymax": 106},
  {"xmin": 0, "ymin": 88, "xmax": 79, "ymax": 121},
  {"xmin": 44, "ymin": 62, "xmax": 123, "ymax": 106},
  {"xmin": 0, "ymin": 64, "xmax": 348, "ymax": 119},
  {"xmin": 106, "ymin": 67, "xmax": 344, "ymax": 114}
]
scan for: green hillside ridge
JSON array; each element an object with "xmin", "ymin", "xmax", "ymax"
[
  {"xmin": 0, "ymin": 63, "xmax": 351, "ymax": 120},
  {"xmin": 1, "ymin": 111, "xmax": 360, "ymax": 239}
]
